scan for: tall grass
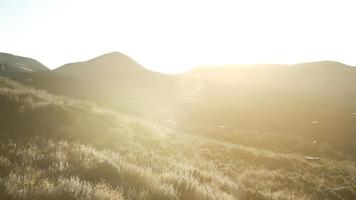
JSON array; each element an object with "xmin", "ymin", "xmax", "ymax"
[{"xmin": 0, "ymin": 76, "xmax": 355, "ymax": 200}]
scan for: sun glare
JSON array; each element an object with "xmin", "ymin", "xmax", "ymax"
[
  {"xmin": 1, "ymin": 1, "xmax": 356, "ymax": 199},
  {"xmin": 1, "ymin": 0, "xmax": 356, "ymax": 73}
]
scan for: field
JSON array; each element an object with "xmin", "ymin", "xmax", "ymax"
[{"xmin": 0, "ymin": 76, "xmax": 355, "ymax": 200}]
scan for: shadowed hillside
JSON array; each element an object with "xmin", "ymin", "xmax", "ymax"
[
  {"xmin": 0, "ymin": 76, "xmax": 117, "ymax": 140},
  {"xmin": 0, "ymin": 53, "xmax": 49, "ymax": 73}
]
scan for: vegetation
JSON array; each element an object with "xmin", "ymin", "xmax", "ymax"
[{"xmin": 0, "ymin": 76, "xmax": 355, "ymax": 199}]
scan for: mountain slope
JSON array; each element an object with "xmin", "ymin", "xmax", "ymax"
[{"xmin": 0, "ymin": 52, "xmax": 49, "ymax": 73}]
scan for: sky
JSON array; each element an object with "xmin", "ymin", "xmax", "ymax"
[{"xmin": 1, "ymin": 0, "xmax": 356, "ymax": 73}]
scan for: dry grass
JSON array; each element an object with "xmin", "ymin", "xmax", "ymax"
[{"xmin": 0, "ymin": 76, "xmax": 355, "ymax": 200}]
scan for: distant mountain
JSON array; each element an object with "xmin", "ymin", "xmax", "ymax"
[
  {"xmin": 55, "ymin": 52, "xmax": 148, "ymax": 76},
  {"xmin": 0, "ymin": 52, "xmax": 49, "ymax": 72},
  {"xmin": 186, "ymin": 61, "xmax": 356, "ymax": 109},
  {"xmin": 53, "ymin": 52, "xmax": 178, "ymax": 117}
]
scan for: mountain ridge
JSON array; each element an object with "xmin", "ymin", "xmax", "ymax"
[{"xmin": 2, "ymin": 51, "xmax": 356, "ymax": 74}]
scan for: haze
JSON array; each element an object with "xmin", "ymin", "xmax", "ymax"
[
  {"xmin": 1, "ymin": 0, "xmax": 356, "ymax": 73},
  {"xmin": 1, "ymin": 1, "xmax": 356, "ymax": 198}
]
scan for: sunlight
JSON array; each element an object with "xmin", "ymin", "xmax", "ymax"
[
  {"xmin": 1, "ymin": 1, "xmax": 356, "ymax": 199},
  {"xmin": 1, "ymin": 0, "xmax": 356, "ymax": 73}
]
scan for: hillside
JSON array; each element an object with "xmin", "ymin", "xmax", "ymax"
[
  {"xmin": 53, "ymin": 52, "xmax": 178, "ymax": 117},
  {"xmin": 1, "ymin": 53, "xmax": 356, "ymax": 154},
  {"xmin": 0, "ymin": 53, "xmax": 49, "ymax": 73},
  {"xmin": 1, "ymin": 76, "xmax": 356, "ymax": 200},
  {"xmin": 188, "ymin": 61, "xmax": 356, "ymax": 109},
  {"xmin": 176, "ymin": 62, "xmax": 356, "ymax": 153}
]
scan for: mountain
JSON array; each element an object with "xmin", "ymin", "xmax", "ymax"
[
  {"xmin": 0, "ymin": 52, "xmax": 85, "ymax": 100},
  {"xmin": 0, "ymin": 52, "xmax": 49, "ymax": 73},
  {"xmin": 0, "ymin": 52, "xmax": 177, "ymax": 117},
  {"xmin": 53, "ymin": 52, "xmax": 178, "ymax": 118},
  {"xmin": 55, "ymin": 51, "xmax": 148, "ymax": 76}
]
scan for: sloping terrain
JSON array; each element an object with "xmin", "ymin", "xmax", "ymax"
[
  {"xmin": 176, "ymin": 63, "xmax": 356, "ymax": 153},
  {"xmin": 1, "ymin": 52, "xmax": 356, "ymax": 154},
  {"xmin": 0, "ymin": 53, "xmax": 49, "ymax": 73},
  {"xmin": 187, "ymin": 61, "xmax": 356, "ymax": 109},
  {"xmin": 0, "ymin": 76, "xmax": 356, "ymax": 200},
  {"xmin": 1, "ymin": 53, "xmax": 356, "ymax": 155},
  {"xmin": 53, "ymin": 52, "xmax": 179, "ymax": 117}
]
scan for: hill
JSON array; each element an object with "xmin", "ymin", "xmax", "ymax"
[
  {"xmin": 0, "ymin": 76, "xmax": 356, "ymax": 200},
  {"xmin": 55, "ymin": 51, "xmax": 147, "ymax": 75},
  {"xmin": 0, "ymin": 53, "xmax": 49, "ymax": 73},
  {"xmin": 54, "ymin": 52, "xmax": 178, "ymax": 118},
  {"xmin": 1, "ymin": 53, "xmax": 356, "ymax": 154},
  {"xmin": 176, "ymin": 62, "xmax": 356, "ymax": 153},
  {"xmin": 188, "ymin": 61, "xmax": 356, "ymax": 109}
]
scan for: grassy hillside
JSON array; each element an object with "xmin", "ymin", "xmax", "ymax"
[
  {"xmin": 176, "ymin": 64, "xmax": 356, "ymax": 154},
  {"xmin": 2, "ymin": 54, "xmax": 355, "ymax": 155},
  {"xmin": 0, "ymin": 76, "xmax": 356, "ymax": 200}
]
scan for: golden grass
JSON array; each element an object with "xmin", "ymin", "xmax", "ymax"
[{"xmin": 0, "ymin": 76, "xmax": 355, "ymax": 200}]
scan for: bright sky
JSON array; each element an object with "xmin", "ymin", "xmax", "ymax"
[{"xmin": 1, "ymin": 0, "xmax": 356, "ymax": 73}]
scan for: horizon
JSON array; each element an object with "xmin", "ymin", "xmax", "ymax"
[
  {"xmin": 1, "ymin": 0, "xmax": 356, "ymax": 73},
  {"xmin": 2, "ymin": 51, "xmax": 356, "ymax": 75}
]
